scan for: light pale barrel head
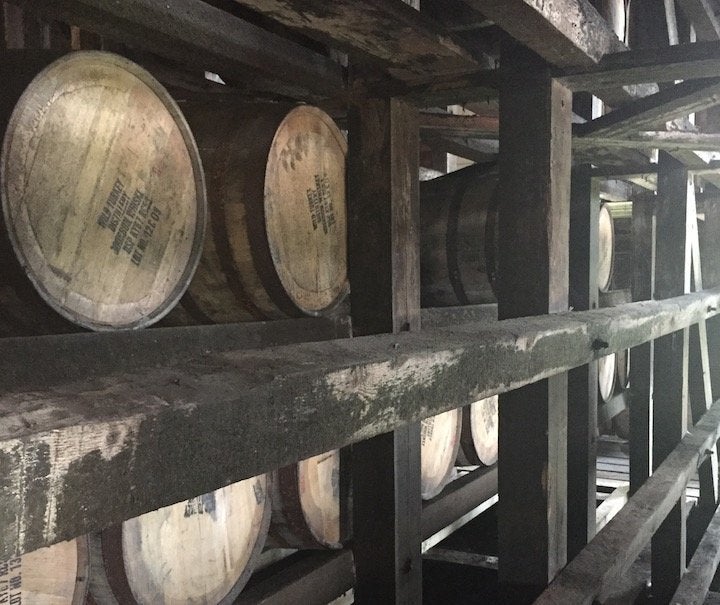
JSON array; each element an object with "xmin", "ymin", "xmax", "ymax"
[
  {"xmin": 1, "ymin": 51, "xmax": 206, "ymax": 330},
  {"xmin": 121, "ymin": 476, "xmax": 269, "ymax": 604},
  {"xmin": 469, "ymin": 395, "xmax": 499, "ymax": 466},
  {"xmin": 264, "ymin": 106, "xmax": 348, "ymax": 315},
  {"xmin": 0, "ymin": 537, "xmax": 88, "ymax": 605},
  {"xmin": 421, "ymin": 408, "xmax": 462, "ymax": 500},
  {"xmin": 598, "ymin": 352, "xmax": 617, "ymax": 402},
  {"xmin": 298, "ymin": 449, "xmax": 341, "ymax": 548},
  {"xmin": 616, "ymin": 348, "xmax": 630, "ymax": 389},
  {"xmin": 598, "ymin": 204, "xmax": 614, "ymax": 292}
]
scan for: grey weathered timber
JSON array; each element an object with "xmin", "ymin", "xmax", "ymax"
[
  {"xmin": 229, "ymin": 0, "xmax": 480, "ymax": 82},
  {"xmin": 10, "ymin": 0, "xmax": 344, "ymax": 100},
  {"xmin": 497, "ymin": 41, "xmax": 571, "ymax": 599},
  {"xmin": 1, "ymin": 292, "xmax": 720, "ymax": 558},
  {"xmin": 574, "ymin": 131, "xmax": 720, "ymax": 152},
  {"xmin": 420, "ymin": 305, "xmax": 498, "ymax": 328},
  {"xmin": 671, "ymin": 503, "xmax": 720, "ymax": 605},
  {"xmin": 423, "ymin": 549, "xmax": 499, "ymax": 569},
  {"xmin": 419, "ymin": 112, "xmax": 498, "ymax": 137},
  {"xmin": 652, "ymin": 152, "xmax": 689, "ymax": 602},
  {"xmin": 574, "ymin": 78, "xmax": 720, "ymax": 139},
  {"xmin": 534, "ymin": 399, "xmax": 720, "ymax": 605},
  {"xmin": 675, "ymin": 0, "xmax": 720, "ymax": 41},
  {"xmin": 629, "ymin": 194, "xmax": 654, "ymax": 495},
  {"xmin": 347, "ymin": 97, "xmax": 422, "ymax": 604},
  {"xmin": 465, "ymin": 0, "xmax": 625, "ymax": 67},
  {"xmin": 558, "ymin": 40, "xmax": 720, "ymax": 91},
  {"xmin": 567, "ymin": 165, "xmax": 599, "ymax": 560}
]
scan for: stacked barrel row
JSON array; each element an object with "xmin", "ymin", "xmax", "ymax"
[{"xmin": 0, "ymin": 51, "xmax": 499, "ymax": 603}]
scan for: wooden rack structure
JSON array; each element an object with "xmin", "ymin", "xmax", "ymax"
[{"xmin": 4, "ymin": 0, "xmax": 720, "ymax": 603}]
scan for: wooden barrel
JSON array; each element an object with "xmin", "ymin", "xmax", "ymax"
[
  {"xmin": 269, "ymin": 450, "xmax": 342, "ymax": 549},
  {"xmin": 90, "ymin": 476, "xmax": 270, "ymax": 604},
  {"xmin": 598, "ymin": 203, "xmax": 615, "ymax": 292},
  {"xmin": 0, "ymin": 537, "xmax": 89, "ymax": 604},
  {"xmin": 420, "ymin": 163, "xmax": 499, "ymax": 307},
  {"xmin": 598, "ymin": 352, "xmax": 617, "ymax": 403},
  {"xmin": 1, "ymin": 51, "xmax": 206, "ymax": 332},
  {"xmin": 421, "ymin": 409, "xmax": 462, "ymax": 500},
  {"xmin": 458, "ymin": 395, "xmax": 498, "ymax": 467},
  {"xmin": 616, "ymin": 348, "xmax": 630, "ymax": 390},
  {"xmin": 168, "ymin": 102, "xmax": 348, "ymax": 324}
]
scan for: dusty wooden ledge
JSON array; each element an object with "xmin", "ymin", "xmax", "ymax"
[
  {"xmin": 1, "ymin": 288, "xmax": 719, "ymax": 558},
  {"xmin": 534, "ymin": 398, "xmax": 720, "ymax": 605}
]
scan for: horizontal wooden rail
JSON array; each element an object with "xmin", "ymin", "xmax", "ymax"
[
  {"xmin": 1, "ymin": 289, "xmax": 720, "ymax": 558},
  {"xmin": 534, "ymin": 398, "xmax": 720, "ymax": 605}
]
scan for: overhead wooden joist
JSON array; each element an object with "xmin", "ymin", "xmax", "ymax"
[
  {"xmin": 9, "ymin": 0, "xmax": 345, "ymax": 99},
  {"xmin": 229, "ymin": 0, "xmax": 482, "ymax": 82},
  {"xmin": 560, "ymin": 40, "xmax": 720, "ymax": 91},
  {"xmin": 1, "ymin": 290, "xmax": 720, "ymax": 559},
  {"xmin": 535, "ymin": 399, "xmax": 720, "ymax": 605},
  {"xmin": 574, "ymin": 131, "xmax": 720, "ymax": 152},
  {"xmin": 418, "ymin": 112, "xmax": 498, "ymax": 137},
  {"xmin": 574, "ymin": 77, "xmax": 720, "ymax": 138}
]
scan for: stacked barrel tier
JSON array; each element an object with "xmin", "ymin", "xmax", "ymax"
[
  {"xmin": 0, "ymin": 537, "xmax": 89, "ymax": 604},
  {"xmin": 457, "ymin": 396, "xmax": 499, "ymax": 467},
  {"xmin": 89, "ymin": 476, "xmax": 270, "ymax": 604},
  {"xmin": 420, "ymin": 163, "xmax": 499, "ymax": 307},
  {"xmin": 169, "ymin": 102, "xmax": 348, "ymax": 324},
  {"xmin": 269, "ymin": 450, "xmax": 343, "ymax": 549},
  {"xmin": 0, "ymin": 51, "xmax": 206, "ymax": 334}
]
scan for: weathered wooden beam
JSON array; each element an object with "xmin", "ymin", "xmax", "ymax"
[
  {"xmin": 536, "ymin": 398, "xmax": 720, "ymax": 605},
  {"xmin": 575, "ymin": 78, "xmax": 720, "ymax": 139},
  {"xmin": 420, "ymin": 304, "xmax": 498, "ymax": 328},
  {"xmin": 229, "ymin": 0, "xmax": 481, "ymax": 82},
  {"xmin": 10, "ymin": 0, "xmax": 345, "ymax": 100},
  {"xmin": 419, "ymin": 112, "xmax": 498, "ymax": 137},
  {"xmin": 559, "ymin": 40, "xmax": 720, "ymax": 92},
  {"xmin": 2, "ymin": 292, "xmax": 720, "ymax": 558},
  {"xmin": 497, "ymin": 40, "xmax": 571, "ymax": 598},
  {"xmin": 347, "ymin": 96, "xmax": 422, "ymax": 603},
  {"xmin": 675, "ymin": 0, "xmax": 720, "ymax": 41},
  {"xmin": 574, "ymin": 131, "xmax": 720, "ymax": 152},
  {"xmin": 671, "ymin": 502, "xmax": 720, "ymax": 605},
  {"xmin": 464, "ymin": 0, "xmax": 625, "ymax": 68},
  {"xmin": 421, "ymin": 135, "xmax": 498, "ymax": 163}
]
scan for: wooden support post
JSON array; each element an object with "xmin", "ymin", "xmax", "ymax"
[
  {"xmin": 701, "ymin": 199, "xmax": 720, "ymax": 405},
  {"xmin": 651, "ymin": 152, "xmax": 689, "ymax": 602},
  {"xmin": 347, "ymin": 98, "xmax": 422, "ymax": 604},
  {"xmin": 629, "ymin": 194, "xmax": 655, "ymax": 495},
  {"xmin": 497, "ymin": 41, "xmax": 571, "ymax": 600},
  {"xmin": 567, "ymin": 162, "xmax": 599, "ymax": 559}
]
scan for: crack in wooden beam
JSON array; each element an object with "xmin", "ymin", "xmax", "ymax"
[
  {"xmin": 574, "ymin": 78, "xmax": 720, "ymax": 138},
  {"xmin": 535, "ymin": 398, "xmax": 720, "ymax": 605},
  {"xmin": 1, "ymin": 290, "xmax": 720, "ymax": 558},
  {"xmin": 559, "ymin": 40, "xmax": 720, "ymax": 91},
  {"xmin": 9, "ymin": 0, "xmax": 345, "ymax": 100}
]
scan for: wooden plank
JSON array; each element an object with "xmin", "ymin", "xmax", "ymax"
[
  {"xmin": 595, "ymin": 486, "xmax": 629, "ymax": 532},
  {"xmin": 419, "ymin": 112, "xmax": 498, "ymax": 137},
  {"xmin": 464, "ymin": 0, "xmax": 626, "ymax": 68},
  {"xmin": 423, "ymin": 549, "xmax": 498, "ymax": 569},
  {"xmin": 2, "ymin": 292, "xmax": 720, "ymax": 559},
  {"xmin": 11, "ymin": 0, "xmax": 345, "ymax": 100},
  {"xmin": 559, "ymin": 41, "xmax": 720, "ymax": 91},
  {"xmin": 421, "ymin": 135, "xmax": 498, "ymax": 163},
  {"xmin": 675, "ymin": 0, "xmax": 720, "ymax": 41},
  {"xmin": 235, "ymin": 551, "xmax": 355, "ymax": 605},
  {"xmin": 496, "ymin": 40, "xmax": 571, "ymax": 598},
  {"xmin": 575, "ymin": 78, "xmax": 720, "ymax": 139},
  {"xmin": 567, "ymin": 165, "xmax": 599, "ymax": 559},
  {"xmin": 346, "ymin": 97, "xmax": 422, "ymax": 603},
  {"xmin": 229, "ymin": 0, "xmax": 480, "ymax": 82},
  {"xmin": 651, "ymin": 152, "xmax": 690, "ymax": 602},
  {"xmin": 575, "ymin": 131, "xmax": 720, "ymax": 152},
  {"xmin": 420, "ymin": 304, "xmax": 498, "ymax": 328},
  {"xmin": 535, "ymin": 399, "xmax": 720, "ymax": 605},
  {"xmin": 671, "ymin": 503, "xmax": 720, "ymax": 605}
]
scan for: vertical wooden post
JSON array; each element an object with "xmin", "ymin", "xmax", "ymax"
[
  {"xmin": 651, "ymin": 152, "xmax": 689, "ymax": 602},
  {"xmin": 497, "ymin": 41, "xmax": 571, "ymax": 600},
  {"xmin": 567, "ymin": 163, "xmax": 599, "ymax": 559},
  {"xmin": 629, "ymin": 193, "xmax": 654, "ymax": 495},
  {"xmin": 701, "ymin": 198, "xmax": 720, "ymax": 396},
  {"xmin": 347, "ymin": 97, "xmax": 422, "ymax": 604}
]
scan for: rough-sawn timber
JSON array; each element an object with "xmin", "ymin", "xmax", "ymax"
[{"xmin": 0, "ymin": 289, "xmax": 719, "ymax": 559}]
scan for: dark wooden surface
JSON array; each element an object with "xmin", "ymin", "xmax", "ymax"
[
  {"xmin": 496, "ymin": 41, "xmax": 571, "ymax": 599},
  {"xmin": 347, "ymin": 97, "xmax": 422, "ymax": 604},
  {"xmin": 536, "ymin": 399, "xmax": 720, "ymax": 605},
  {"xmin": 674, "ymin": 0, "xmax": 720, "ymax": 41},
  {"xmin": 567, "ymin": 165, "xmax": 599, "ymax": 560}
]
